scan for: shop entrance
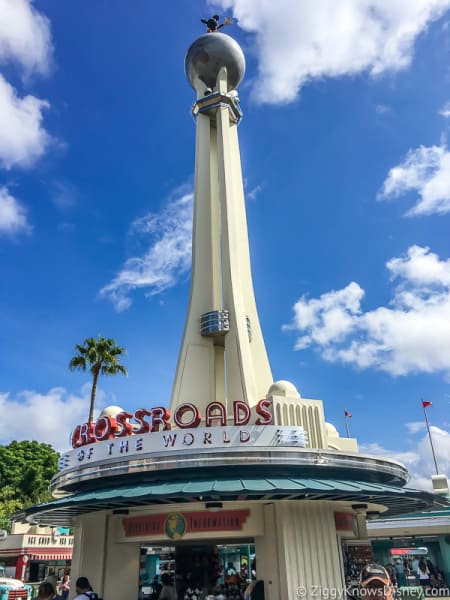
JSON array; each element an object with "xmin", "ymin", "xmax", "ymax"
[
  {"xmin": 372, "ymin": 537, "xmax": 448, "ymax": 587},
  {"xmin": 138, "ymin": 541, "xmax": 256, "ymax": 600}
]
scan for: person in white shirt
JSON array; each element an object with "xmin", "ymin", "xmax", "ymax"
[{"xmin": 417, "ymin": 559, "xmax": 431, "ymax": 588}]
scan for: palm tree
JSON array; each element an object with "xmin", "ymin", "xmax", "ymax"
[{"xmin": 69, "ymin": 335, "xmax": 127, "ymax": 423}]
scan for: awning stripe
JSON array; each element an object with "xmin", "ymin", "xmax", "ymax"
[{"xmin": 28, "ymin": 554, "xmax": 71, "ymax": 561}]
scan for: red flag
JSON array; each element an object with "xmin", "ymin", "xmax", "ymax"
[
  {"xmin": 422, "ymin": 400, "xmax": 432, "ymax": 409},
  {"xmin": 344, "ymin": 410, "xmax": 352, "ymax": 418}
]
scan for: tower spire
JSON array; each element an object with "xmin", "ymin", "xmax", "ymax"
[{"xmin": 170, "ymin": 34, "xmax": 273, "ymax": 415}]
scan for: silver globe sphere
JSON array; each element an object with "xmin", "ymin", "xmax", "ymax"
[{"xmin": 185, "ymin": 33, "xmax": 246, "ymax": 91}]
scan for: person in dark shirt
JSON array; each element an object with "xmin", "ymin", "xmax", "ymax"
[{"xmin": 150, "ymin": 575, "xmax": 161, "ymax": 600}]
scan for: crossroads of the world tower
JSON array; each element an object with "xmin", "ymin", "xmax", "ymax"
[{"xmin": 20, "ymin": 23, "xmax": 448, "ymax": 600}]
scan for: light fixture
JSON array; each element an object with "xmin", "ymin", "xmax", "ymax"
[
  {"xmin": 205, "ymin": 502, "xmax": 223, "ymax": 512},
  {"xmin": 366, "ymin": 511, "xmax": 381, "ymax": 520},
  {"xmin": 351, "ymin": 503, "xmax": 368, "ymax": 512}
]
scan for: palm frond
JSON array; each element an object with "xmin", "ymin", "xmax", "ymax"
[
  {"xmin": 68, "ymin": 356, "xmax": 86, "ymax": 371},
  {"xmin": 101, "ymin": 364, "xmax": 128, "ymax": 376}
]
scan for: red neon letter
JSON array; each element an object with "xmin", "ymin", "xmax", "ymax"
[
  {"xmin": 134, "ymin": 408, "xmax": 152, "ymax": 434},
  {"xmin": 77, "ymin": 422, "xmax": 96, "ymax": 446},
  {"xmin": 151, "ymin": 407, "xmax": 172, "ymax": 432},
  {"xmin": 255, "ymin": 399, "xmax": 273, "ymax": 425},
  {"xmin": 173, "ymin": 403, "xmax": 202, "ymax": 428},
  {"xmin": 233, "ymin": 401, "xmax": 251, "ymax": 426},
  {"xmin": 115, "ymin": 411, "xmax": 133, "ymax": 437},
  {"xmin": 94, "ymin": 416, "xmax": 118, "ymax": 441},
  {"xmin": 205, "ymin": 402, "xmax": 226, "ymax": 427},
  {"xmin": 71, "ymin": 425, "xmax": 82, "ymax": 448}
]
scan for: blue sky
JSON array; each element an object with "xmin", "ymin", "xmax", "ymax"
[{"xmin": 1, "ymin": 0, "xmax": 450, "ymax": 489}]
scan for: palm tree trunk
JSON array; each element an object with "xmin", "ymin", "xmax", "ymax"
[{"xmin": 88, "ymin": 367, "xmax": 100, "ymax": 423}]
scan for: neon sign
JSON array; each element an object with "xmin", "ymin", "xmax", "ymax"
[{"xmin": 71, "ymin": 399, "xmax": 273, "ymax": 448}]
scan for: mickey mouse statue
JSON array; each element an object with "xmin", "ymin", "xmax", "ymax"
[{"xmin": 201, "ymin": 15, "xmax": 233, "ymax": 32}]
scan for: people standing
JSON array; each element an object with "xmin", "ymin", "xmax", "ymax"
[
  {"xmin": 60, "ymin": 573, "xmax": 70, "ymax": 600},
  {"xmin": 225, "ymin": 562, "xmax": 239, "ymax": 585},
  {"xmin": 45, "ymin": 572, "xmax": 58, "ymax": 596},
  {"xmin": 158, "ymin": 573, "xmax": 176, "ymax": 600},
  {"xmin": 150, "ymin": 575, "xmax": 162, "ymax": 600},
  {"xmin": 37, "ymin": 582, "xmax": 55, "ymax": 600},
  {"xmin": 244, "ymin": 579, "xmax": 264, "ymax": 600},
  {"xmin": 427, "ymin": 559, "xmax": 437, "ymax": 587},
  {"xmin": 417, "ymin": 558, "xmax": 431, "ymax": 588},
  {"xmin": 73, "ymin": 577, "xmax": 98, "ymax": 600},
  {"xmin": 394, "ymin": 559, "xmax": 406, "ymax": 587},
  {"xmin": 250, "ymin": 580, "xmax": 264, "ymax": 600}
]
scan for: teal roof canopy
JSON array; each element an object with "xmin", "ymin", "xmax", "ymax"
[{"xmin": 20, "ymin": 477, "xmax": 449, "ymax": 527}]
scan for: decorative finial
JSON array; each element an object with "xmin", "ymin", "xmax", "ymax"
[
  {"xmin": 200, "ymin": 15, "xmax": 233, "ymax": 33},
  {"xmin": 185, "ymin": 31, "xmax": 246, "ymax": 92}
]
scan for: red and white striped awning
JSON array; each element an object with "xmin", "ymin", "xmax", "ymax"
[
  {"xmin": 27, "ymin": 552, "xmax": 71, "ymax": 561},
  {"xmin": 0, "ymin": 548, "xmax": 72, "ymax": 561}
]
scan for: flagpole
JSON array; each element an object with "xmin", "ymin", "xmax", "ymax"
[
  {"xmin": 422, "ymin": 399, "xmax": 439, "ymax": 475},
  {"xmin": 345, "ymin": 413, "xmax": 350, "ymax": 438}
]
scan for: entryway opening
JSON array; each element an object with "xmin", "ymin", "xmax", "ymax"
[{"xmin": 138, "ymin": 541, "xmax": 256, "ymax": 599}]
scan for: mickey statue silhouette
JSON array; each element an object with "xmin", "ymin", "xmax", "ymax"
[{"xmin": 201, "ymin": 15, "xmax": 233, "ymax": 32}]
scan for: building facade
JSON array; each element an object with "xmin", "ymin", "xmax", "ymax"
[{"xmin": 0, "ymin": 523, "xmax": 72, "ymax": 583}]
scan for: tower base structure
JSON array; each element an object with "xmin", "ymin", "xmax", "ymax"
[
  {"xmin": 267, "ymin": 380, "xmax": 358, "ymax": 452},
  {"xmin": 18, "ymin": 389, "xmax": 448, "ymax": 600},
  {"xmin": 67, "ymin": 501, "xmax": 349, "ymax": 600}
]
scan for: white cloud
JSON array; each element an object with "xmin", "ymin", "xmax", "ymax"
[
  {"xmin": 0, "ymin": 1, "xmax": 53, "ymax": 169},
  {"xmin": 100, "ymin": 187, "xmax": 193, "ymax": 311},
  {"xmin": 211, "ymin": 0, "xmax": 450, "ymax": 104},
  {"xmin": 0, "ymin": 186, "xmax": 31, "ymax": 234},
  {"xmin": 286, "ymin": 282, "xmax": 364, "ymax": 350},
  {"xmin": 0, "ymin": 0, "xmax": 52, "ymax": 76},
  {"xmin": 360, "ymin": 425, "xmax": 450, "ymax": 491},
  {"xmin": 284, "ymin": 245, "xmax": 450, "ymax": 376},
  {"xmin": 0, "ymin": 74, "xmax": 50, "ymax": 169},
  {"xmin": 378, "ymin": 143, "xmax": 450, "ymax": 215},
  {"xmin": 0, "ymin": 385, "xmax": 108, "ymax": 452},
  {"xmin": 405, "ymin": 421, "xmax": 426, "ymax": 434},
  {"xmin": 439, "ymin": 101, "xmax": 450, "ymax": 117},
  {"xmin": 248, "ymin": 184, "xmax": 263, "ymax": 201}
]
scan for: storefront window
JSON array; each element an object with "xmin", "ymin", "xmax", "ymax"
[{"xmin": 138, "ymin": 543, "xmax": 257, "ymax": 600}]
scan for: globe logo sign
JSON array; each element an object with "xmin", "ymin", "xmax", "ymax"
[{"xmin": 165, "ymin": 512, "xmax": 186, "ymax": 540}]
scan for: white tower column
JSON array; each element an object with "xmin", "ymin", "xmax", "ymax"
[
  {"xmin": 170, "ymin": 105, "xmax": 223, "ymax": 413},
  {"xmin": 215, "ymin": 68, "xmax": 272, "ymax": 408},
  {"xmin": 170, "ymin": 36, "xmax": 273, "ymax": 415}
]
